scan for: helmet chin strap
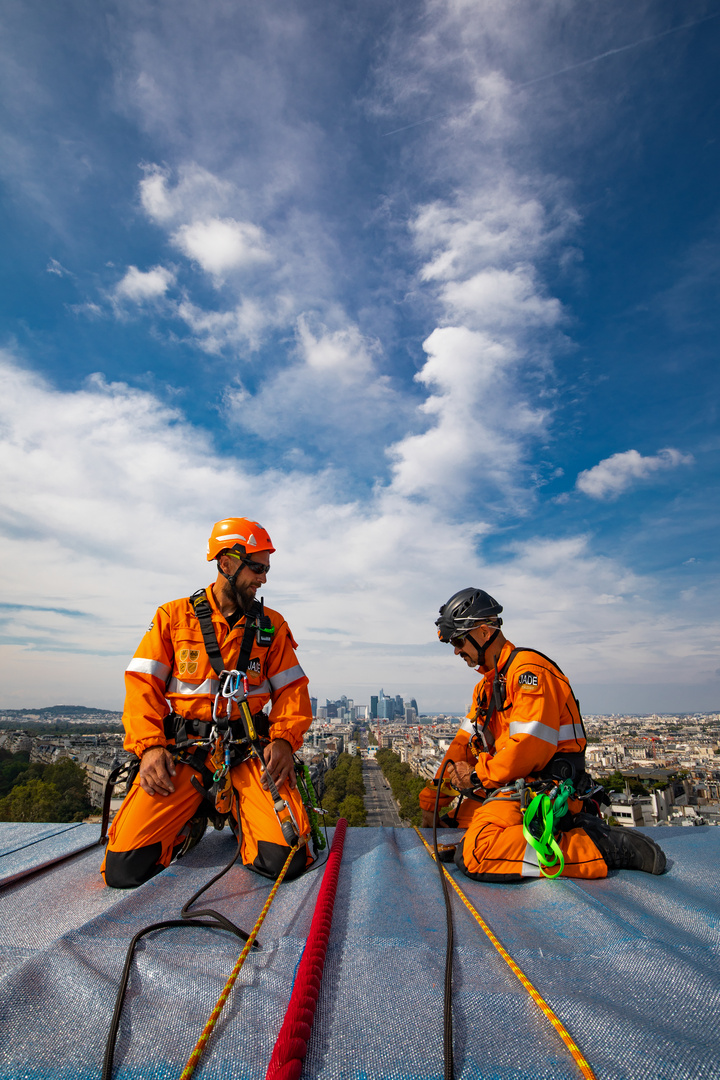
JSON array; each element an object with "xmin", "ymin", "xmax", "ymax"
[{"xmin": 469, "ymin": 626, "xmax": 500, "ymax": 667}]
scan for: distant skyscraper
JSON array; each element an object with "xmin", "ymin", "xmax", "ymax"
[
  {"xmin": 370, "ymin": 696, "xmax": 378, "ymax": 719},
  {"xmin": 310, "ymin": 696, "xmax": 317, "ymax": 718}
]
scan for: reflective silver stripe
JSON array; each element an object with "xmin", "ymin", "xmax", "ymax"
[
  {"xmin": 167, "ymin": 677, "xmax": 219, "ymax": 696},
  {"xmin": 459, "ymin": 717, "xmax": 475, "ymax": 735},
  {"xmin": 559, "ymin": 723, "xmax": 582, "ymax": 743},
  {"xmin": 508, "ymin": 720, "xmax": 559, "ymax": 746},
  {"xmin": 247, "ymin": 679, "xmax": 271, "ymax": 697},
  {"xmin": 269, "ymin": 664, "xmax": 305, "ymax": 691},
  {"xmin": 126, "ymin": 657, "xmax": 171, "ymax": 681},
  {"xmin": 521, "ymin": 841, "xmax": 542, "ymax": 878}
]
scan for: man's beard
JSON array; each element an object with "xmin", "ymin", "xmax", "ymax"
[{"xmin": 235, "ymin": 581, "xmax": 257, "ymax": 614}]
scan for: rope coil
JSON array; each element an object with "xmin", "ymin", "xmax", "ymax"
[{"xmin": 265, "ymin": 819, "xmax": 348, "ymax": 1080}]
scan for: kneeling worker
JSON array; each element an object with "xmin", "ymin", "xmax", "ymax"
[
  {"xmin": 102, "ymin": 517, "xmax": 314, "ymax": 888},
  {"xmin": 419, "ymin": 588, "xmax": 666, "ymax": 881}
]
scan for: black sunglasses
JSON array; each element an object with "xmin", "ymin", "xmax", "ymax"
[{"xmin": 228, "ymin": 552, "xmax": 270, "ymax": 575}]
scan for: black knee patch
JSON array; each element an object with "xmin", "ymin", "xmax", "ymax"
[
  {"xmin": 252, "ymin": 840, "xmax": 309, "ymax": 881},
  {"xmin": 104, "ymin": 842, "xmax": 164, "ymax": 888},
  {"xmin": 453, "ymin": 841, "xmax": 524, "ymax": 883}
]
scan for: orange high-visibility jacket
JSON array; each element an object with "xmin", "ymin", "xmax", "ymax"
[
  {"xmin": 433, "ymin": 640, "xmax": 586, "ymax": 790},
  {"xmin": 122, "ymin": 585, "xmax": 312, "ymax": 758}
]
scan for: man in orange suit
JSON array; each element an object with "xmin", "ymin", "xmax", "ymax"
[
  {"xmin": 420, "ymin": 588, "xmax": 666, "ymax": 881},
  {"xmin": 102, "ymin": 517, "xmax": 313, "ymax": 888}
]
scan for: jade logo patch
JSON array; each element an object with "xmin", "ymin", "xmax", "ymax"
[{"xmin": 517, "ymin": 672, "xmax": 538, "ymax": 687}]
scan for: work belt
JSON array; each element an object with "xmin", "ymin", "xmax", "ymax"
[{"xmin": 163, "ymin": 709, "xmax": 270, "ymax": 745}]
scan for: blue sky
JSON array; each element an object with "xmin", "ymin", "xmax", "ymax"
[{"xmin": 1, "ymin": 0, "xmax": 718, "ymax": 714}]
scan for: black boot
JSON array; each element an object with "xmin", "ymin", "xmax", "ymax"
[
  {"xmin": 436, "ymin": 842, "xmax": 457, "ymax": 863},
  {"xmin": 175, "ymin": 811, "xmax": 208, "ymax": 858},
  {"xmin": 574, "ymin": 813, "xmax": 666, "ymax": 875}
]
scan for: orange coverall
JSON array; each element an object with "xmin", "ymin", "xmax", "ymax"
[
  {"xmin": 102, "ymin": 585, "xmax": 313, "ymax": 888},
  {"xmin": 419, "ymin": 641, "xmax": 606, "ymax": 881}
]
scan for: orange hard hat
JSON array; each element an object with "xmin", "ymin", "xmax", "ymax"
[{"xmin": 206, "ymin": 518, "xmax": 276, "ymax": 562}]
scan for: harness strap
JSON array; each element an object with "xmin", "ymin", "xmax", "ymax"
[{"xmin": 189, "ymin": 588, "xmax": 260, "ymax": 678}]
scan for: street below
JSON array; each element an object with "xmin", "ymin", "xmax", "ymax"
[{"xmin": 362, "ymin": 758, "xmax": 402, "ymax": 827}]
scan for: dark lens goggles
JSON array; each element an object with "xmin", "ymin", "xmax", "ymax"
[{"xmin": 228, "ymin": 552, "xmax": 270, "ymax": 575}]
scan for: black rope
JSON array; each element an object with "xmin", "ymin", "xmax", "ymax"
[
  {"xmin": 102, "ymin": 789, "xmax": 255, "ymax": 1080},
  {"xmin": 432, "ymin": 757, "xmax": 455, "ymax": 1080}
]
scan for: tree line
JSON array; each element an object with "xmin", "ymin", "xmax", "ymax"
[
  {"xmin": 0, "ymin": 750, "xmax": 94, "ymax": 822},
  {"xmin": 375, "ymin": 749, "xmax": 426, "ymax": 825},
  {"xmin": 320, "ymin": 751, "xmax": 367, "ymax": 827}
]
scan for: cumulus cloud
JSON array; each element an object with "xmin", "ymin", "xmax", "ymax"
[
  {"xmin": 224, "ymin": 318, "xmax": 406, "ymax": 469},
  {"xmin": 0, "ymin": 350, "xmax": 715, "ymax": 712},
  {"xmin": 172, "ymin": 217, "xmax": 272, "ymax": 277},
  {"xmin": 576, "ymin": 448, "xmax": 694, "ymax": 499},
  {"xmin": 388, "ymin": 325, "xmax": 545, "ymax": 504},
  {"xmin": 114, "ymin": 264, "xmax": 175, "ymax": 302},
  {"xmin": 139, "ymin": 163, "xmax": 237, "ymax": 225}
]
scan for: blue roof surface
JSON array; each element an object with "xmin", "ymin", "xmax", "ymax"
[{"xmin": 1, "ymin": 824, "xmax": 718, "ymax": 1079}]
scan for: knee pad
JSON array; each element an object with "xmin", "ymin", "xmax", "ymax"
[
  {"xmin": 104, "ymin": 842, "xmax": 164, "ymax": 888},
  {"xmin": 252, "ymin": 840, "xmax": 309, "ymax": 881}
]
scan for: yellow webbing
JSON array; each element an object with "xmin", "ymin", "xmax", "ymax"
[
  {"xmin": 179, "ymin": 843, "xmax": 299, "ymax": 1080},
  {"xmin": 413, "ymin": 827, "xmax": 597, "ymax": 1080}
]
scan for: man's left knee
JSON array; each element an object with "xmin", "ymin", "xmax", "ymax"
[
  {"xmin": 104, "ymin": 842, "xmax": 165, "ymax": 888},
  {"xmin": 252, "ymin": 840, "xmax": 309, "ymax": 880}
]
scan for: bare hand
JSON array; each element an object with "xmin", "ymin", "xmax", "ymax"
[
  {"xmin": 448, "ymin": 760, "xmax": 475, "ymax": 790},
  {"xmin": 138, "ymin": 746, "xmax": 176, "ymax": 796},
  {"xmin": 262, "ymin": 739, "xmax": 296, "ymax": 791}
]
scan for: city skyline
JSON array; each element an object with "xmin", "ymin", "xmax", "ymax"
[{"xmin": 1, "ymin": 2, "xmax": 719, "ymax": 715}]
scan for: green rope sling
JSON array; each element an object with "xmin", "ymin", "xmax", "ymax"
[{"xmin": 522, "ymin": 779, "xmax": 574, "ymax": 879}]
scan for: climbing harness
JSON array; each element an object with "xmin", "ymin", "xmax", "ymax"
[{"xmin": 413, "ymin": 824, "xmax": 598, "ymax": 1080}]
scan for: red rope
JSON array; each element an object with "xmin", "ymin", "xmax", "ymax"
[{"xmin": 265, "ymin": 819, "xmax": 348, "ymax": 1080}]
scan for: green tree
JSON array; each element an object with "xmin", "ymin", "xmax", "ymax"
[
  {"xmin": 320, "ymin": 752, "xmax": 366, "ymax": 826},
  {"xmin": 0, "ymin": 752, "xmax": 31, "ymax": 797},
  {"xmin": 0, "ymin": 756, "xmax": 93, "ymax": 822}
]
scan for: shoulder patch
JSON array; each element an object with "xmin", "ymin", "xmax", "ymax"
[
  {"xmin": 247, "ymin": 657, "xmax": 261, "ymax": 675},
  {"xmin": 517, "ymin": 671, "xmax": 539, "ymax": 687},
  {"xmin": 146, "ymin": 620, "xmax": 154, "ymax": 632}
]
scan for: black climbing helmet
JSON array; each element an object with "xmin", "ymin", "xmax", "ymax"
[{"xmin": 435, "ymin": 588, "xmax": 503, "ymax": 643}]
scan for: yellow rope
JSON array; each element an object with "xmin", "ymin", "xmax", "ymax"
[
  {"xmin": 179, "ymin": 843, "xmax": 299, "ymax": 1080},
  {"xmin": 413, "ymin": 827, "xmax": 597, "ymax": 1080}
]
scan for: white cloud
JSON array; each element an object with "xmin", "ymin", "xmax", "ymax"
[
  {"xmin": 0, "ymin": 351, "xmax": 716, "ymax": 713},
  {"xmin": 46, "ymin": 258, "xmax": 72, "ymax": 277},
  {"xmin": 576, "ymin": 448, "xmax": 694, "ymax": 499},
  {"xmin": 172, "ymin": 217, "xmax": 272, "ymax": 277},
  {"xmin": 224, "ymin": 319, "xmax": 405, "ymax": 465},
  {"xmin": 114, "ymin": 264, "xmax": 175, "ymax": 302},
  {"xmin": 139, "ymin": 163, "xmax": 236, "ymax": 225},
  {"xmin": 388, "ymin": 325, "xmax": 545, "ymax": 504},
  {"xmin": 296, "ymin": 318, "xmax": 375, "ymax": 379}
]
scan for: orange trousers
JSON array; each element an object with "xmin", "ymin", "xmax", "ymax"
[
  {"xmin": 102, "ymin": 753, "xmax": 311, "ymax": 888},
  {"xmin": 455, "ymin": 793, "xmax": 607, "ymax": 882}
]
